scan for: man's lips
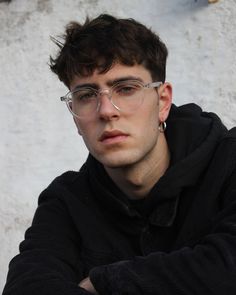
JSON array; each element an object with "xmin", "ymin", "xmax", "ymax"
[{"xmin": 99, "ymin": 130, "xmax": 129, "ymax": 142}]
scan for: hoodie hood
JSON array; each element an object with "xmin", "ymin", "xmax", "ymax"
[
  {"xmin": 86, "ymin": 103, "xmax": 227, "ymax": 229},
  {"xmin": 159, "ymin": 103, "xmax": 227, "ymax": 193},
  {"xmin": 141, "ymin": 103, "xmax": 228, "ymax": 226}
]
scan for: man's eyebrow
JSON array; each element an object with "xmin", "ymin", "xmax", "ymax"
[
  {"xmin": 71, "ymin": 76, "xmax": 144, "ymax": 91},
  {"xmin": 106, "ymin": 76, "xmax": 143, "ymax": 86},
  {"xmin": 72, "ymin": 83, "xmax": 98, "ymax": 91}
]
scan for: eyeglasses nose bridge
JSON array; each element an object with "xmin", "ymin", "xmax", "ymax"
[
  {"xmin": 96, "ymin": 88, "xmax": 121, "ymax": 112},
  {"xmin": 97, "ymin": 88, "xmax": 112, "ymax": 100},
  {"xmin": 96, "ymin": 88, "xmax": 112, "ymax": 109}
]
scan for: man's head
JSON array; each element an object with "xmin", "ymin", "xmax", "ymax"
[
  {"xmin": 50, "ymin": 14, "xmax": 168, "ymax": 88},
  {"xmin": 50, "ymin": 14, "xmax": 172, "ymax": 172}
]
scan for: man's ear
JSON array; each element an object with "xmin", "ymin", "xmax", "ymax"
[
  {"xmin": 73, "ymin": 117, "xmax": 82, "ymax": 136},
  {"xmin": 158, "ymin": 82, "xmax": 172, "ymax": 123}
]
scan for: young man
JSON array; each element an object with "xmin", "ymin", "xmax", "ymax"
[{"xmin": 3, "ymin": 14, "xmax": 236, "ymax": 295}]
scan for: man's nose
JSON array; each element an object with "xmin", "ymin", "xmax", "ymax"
[{"xmin": 96, "ymin": 91, "xmax": 120, "ymax": 120}]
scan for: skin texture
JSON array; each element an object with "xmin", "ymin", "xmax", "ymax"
[
  {"xmin": 71, "ymin": 63, "xmax": 172, "ymax": 293},
  {"xmin": 79, "ymin": 277, "xmax": 99, "ymax": 294}
]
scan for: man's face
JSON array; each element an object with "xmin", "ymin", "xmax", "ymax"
[{"xmin": 70, "ymin": 63, "xmax": 172, "ymax": 169}]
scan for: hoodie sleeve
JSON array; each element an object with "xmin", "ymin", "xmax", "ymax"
[
  {"xmin": 2, "ymin": 185, "xmax": 92, "ymax": 295},
  {"xmin": 89, "ymin": 168, "xmax": 236, "ymax": 295}
]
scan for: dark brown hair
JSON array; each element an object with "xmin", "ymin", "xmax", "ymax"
[{"xmin": 50, "ymin": 14, "xmax": 168, "ymax": 88}]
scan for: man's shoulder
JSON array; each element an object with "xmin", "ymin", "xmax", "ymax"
[
  {"xmin": 38, "ymin": 163, "xmax": 91, "ymax": 205},
  {"xmin": 211, "ymin": 127, "xmax": 236, "ymax": 174},
  {"xmin": 223, "ymin": 127, "xmax": 236, "ymax": 139},
  {"xmin": 219, "ymin": 127, "xmax": 236, "ymax": 149},
  {"xmin": 52, "ymin": 169, "xmax": 85, "ymax": 186},
  {"xmin": 50, "ymin": 166, "xmax": 87, "ymax": 187}
]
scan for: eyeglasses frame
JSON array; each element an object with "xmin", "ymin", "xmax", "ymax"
[{"xmin": 60, "ymin": 80, "xmax": 163, "ymax": 118}]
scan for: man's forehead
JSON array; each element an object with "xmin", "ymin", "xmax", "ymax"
[{"xmin": 69, "ymin": 63, "xmax": 151, "ymax": 89}]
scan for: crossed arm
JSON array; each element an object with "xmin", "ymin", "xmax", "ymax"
[{"xmin": 3, "ymin": 168, "xmax": 236, "ymax": 295}]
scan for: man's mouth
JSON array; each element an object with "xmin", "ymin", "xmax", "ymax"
[{"xmin": 99, "ymin": 130, "xmax": 129, "ymax": 143}]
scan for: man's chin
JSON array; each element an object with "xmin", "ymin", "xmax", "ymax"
[{"xmin": 98, "ymin": 156, "xmax": 134, "ymax": 169}]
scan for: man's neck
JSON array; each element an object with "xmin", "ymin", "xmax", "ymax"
[{"xmin": 104, "ymin": 134, "xmax": 170, "ymax": 199}]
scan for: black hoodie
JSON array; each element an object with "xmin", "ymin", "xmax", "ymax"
[{"xmin": 3, "ymin": 104, "xmax": 236, "ymax": 295}]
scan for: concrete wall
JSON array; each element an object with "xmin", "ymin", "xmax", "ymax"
[{"xmin": 0, "ymin": 0, "xmax": 235, "ymax": 290}]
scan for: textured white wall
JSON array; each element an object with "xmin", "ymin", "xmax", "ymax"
[{"xmin": 1, "ymin": 0, "xmax": 236, "ymax": 290}]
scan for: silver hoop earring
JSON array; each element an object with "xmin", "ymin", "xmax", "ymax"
[{"xmin": 159, "ymin": 121, "xmax": 167, "ymax": 133}]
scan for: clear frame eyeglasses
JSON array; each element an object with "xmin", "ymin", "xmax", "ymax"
[{"xmin": 60, "ymin": 80, "xmax": 162, "ymax": 119}]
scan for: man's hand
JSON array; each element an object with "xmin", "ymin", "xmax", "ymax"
[{"xmin": 79, "ymin": 277, "xmax": 99, "ymax": 295}]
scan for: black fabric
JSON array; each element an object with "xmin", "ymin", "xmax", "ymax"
[{"xmin": 3, "ymin": 103, "xmax": 236, "ymax": 295}]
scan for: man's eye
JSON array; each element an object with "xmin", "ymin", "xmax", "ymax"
[
  {"xmin": 115, "ymin": 85, "xmax": 139, "ymax": 95},
  {"xmin": 73, "ymin": 90, "xmax": 97, "ymax": 102}
]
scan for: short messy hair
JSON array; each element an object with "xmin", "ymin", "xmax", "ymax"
[{"xmin": 49, "ymin": 14, "xmax": 168, "ymax": 88}]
